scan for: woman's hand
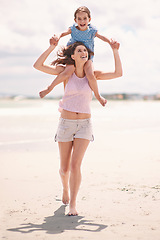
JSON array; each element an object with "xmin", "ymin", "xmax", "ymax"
[
  {"xmin": 50, "ymin": 35, "xmax": 59, "ymax": 46},
  {"xmin": 110, "ymin": 39, "xmax": 120, "ymax": 50}
]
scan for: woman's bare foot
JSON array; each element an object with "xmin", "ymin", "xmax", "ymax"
[
  {"xmin": 68, "ymin": 203, "xmax": 78, "ymax": 216},
  {"xmin": 62, "ymin": 188, "xmax": 69, "ymax": 205}
]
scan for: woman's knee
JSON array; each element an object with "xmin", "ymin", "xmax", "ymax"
[
  {"xmin": 59, "ymin": 168, "xmax": 69, "ymax": 176},
  {"xmin": 70, "ymin": 161, "xmax": 81, "ymax": 173}
]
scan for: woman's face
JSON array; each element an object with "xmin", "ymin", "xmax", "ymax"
[{"xmin": 71, "ymin": 45, "xmax": 89, "ymax": 64}]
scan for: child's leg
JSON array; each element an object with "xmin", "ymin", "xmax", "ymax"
[
  {"xmin": 84, "ymin": 60, "xmax": 107, "ymax": 106},
  {"xmin": 39, "ymin": 65, "xmax": 75, "ymax": 98}
]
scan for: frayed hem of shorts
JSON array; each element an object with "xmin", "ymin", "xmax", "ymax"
[{"xmin": 54, "ymin": 134, "xmax": 94, "ymax": 142}]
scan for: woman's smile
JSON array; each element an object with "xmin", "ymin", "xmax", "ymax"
[
  {"xmin": 73, "ymin": 45, "xmax": 88, "ymax": 62},
  {"xmin": 80, "ymin": 55, "xmax": 87, "ymax": 59}
]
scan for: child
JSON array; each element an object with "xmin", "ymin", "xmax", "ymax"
[{"xmin": 39, "ymin": 6, "xmax": 111, "ymax": 106}]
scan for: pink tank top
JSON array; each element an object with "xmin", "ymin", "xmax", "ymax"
[{"xmin": 59, "ymin": 72, "xmax": 92, "ymax": 114}]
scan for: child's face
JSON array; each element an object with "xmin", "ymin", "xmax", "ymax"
[{"xmin": 75, "ymin": 12, "xmax": 91, "ymax": 31}]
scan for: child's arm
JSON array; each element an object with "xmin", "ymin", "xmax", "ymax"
[
  {"xmin": 95, "ymin": 32, "xmax": 111, "ymax": 45},
  {"xmin": 59, "ymin": 28, "xmax": 71, "ymax": 38},
  {"xmin": 51, "ymin": 28, "xmax": 71, "ymax": 44},
  {"xmin": 94, "ymin": 41, "xmax": 122, "ymax": 80}
]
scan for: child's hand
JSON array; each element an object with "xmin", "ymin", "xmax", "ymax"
[
  {"xmin": 49, "ymin": 35, "xmax": 59, "ymax": 46},
  {"xmin": 110, "ymin": 39, "xmax": 120, "ymax": 50}
]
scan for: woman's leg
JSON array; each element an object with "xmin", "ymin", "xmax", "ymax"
[
  {"xmin": 58, "ymin": 141, "xmax": 73, "ymax": 204},
  {"xmin": 69, "ymin": 138, "xmax": 90, "ymax": 215},
  {"xmin": 84, "ymin": 60, "xmax": 107, "ymax": 106}
]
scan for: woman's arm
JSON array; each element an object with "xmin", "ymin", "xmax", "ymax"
[
  {"xmin": 33, "ymin": 41, "xmax": 65, "ymax": 75},
  {"xmin": 94, "ymin": 44, "xmax": 123, "ymax": 80}
]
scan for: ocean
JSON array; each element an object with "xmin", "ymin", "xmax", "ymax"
[{"xmin": 0, "ymin": 99, "xmax": 160, "ymax": 151}]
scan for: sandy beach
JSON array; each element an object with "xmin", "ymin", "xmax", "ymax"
[{"xmin": 0, "ymin": 99, "xmax": 160, "ymax": 240}]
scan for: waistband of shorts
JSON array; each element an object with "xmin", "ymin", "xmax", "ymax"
[{"xmin": 60, "ymin": 117, "xmax": 91, "ymax": 124}]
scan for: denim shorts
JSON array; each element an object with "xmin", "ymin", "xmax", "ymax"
[{"xmin": 55, "ymin": 118, "xmax": 94, "ymax": 142}]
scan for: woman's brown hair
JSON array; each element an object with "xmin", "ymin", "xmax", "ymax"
[{"xmin": 51, "ymin": 42, "xmax": 93, "ymax": 66}]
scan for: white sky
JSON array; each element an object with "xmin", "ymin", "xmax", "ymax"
[{"xmin": 0, "ymin": 0, "xmax": 160, "ymax": 97}]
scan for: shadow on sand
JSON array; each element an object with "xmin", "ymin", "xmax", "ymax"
[{"xmin": 7, "ymin": 205, "xmax": 107, "ymax": 235}]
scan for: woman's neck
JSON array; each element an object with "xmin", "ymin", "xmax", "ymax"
[{"xmin": 75, "ymin": 65, "xmax": 85, "ymax": 78}]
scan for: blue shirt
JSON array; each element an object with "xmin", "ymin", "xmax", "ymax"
[{"xmin": 67, "ymin": 24, "xmax": 97, "ymax": 55}]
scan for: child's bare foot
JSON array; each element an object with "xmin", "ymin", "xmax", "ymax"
[
  {"xmin": 62, "ymin": 188, "xmax": 69, "ymax": 205},
  {"xmin": 68, "ymin": 203, "xmax": 78, "ymax": 216},
  {"xmin": 99, "ymin": 96, "xmax": 107, "ymax": 107},
  {"xmin": 39, "ymin": 90, "xmax": 48, "ymax": 98}
]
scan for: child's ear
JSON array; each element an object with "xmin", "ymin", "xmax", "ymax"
[{"xmin": 89, "ymin": 17, "xmax": 91, "ymax": 22}]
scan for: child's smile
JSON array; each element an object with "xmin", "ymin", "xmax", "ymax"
[
  {"xmin": 75, "ymin": 12, "xmax": 91, "ymax": 31},
  {"xmin": 80, "ymin": 23, "xmax": 86, "ymax": 28}
]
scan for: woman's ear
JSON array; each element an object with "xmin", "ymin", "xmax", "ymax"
[{"xmin": 71, "ymin": 54, "xmax": 75, "ymax": 60}]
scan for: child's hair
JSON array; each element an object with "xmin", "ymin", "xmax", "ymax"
[
  {"xmin": 51, "ymin": 42, "xmax": 93, "ymax": 66},
  {"xmin": 74, "ymin": 6, "xmax": 91, "ymax": 19}
]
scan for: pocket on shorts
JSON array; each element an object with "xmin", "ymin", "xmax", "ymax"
[
  {"xmin": 57, "ymin": 125, "xmax": 70, "ymax": 136},
  {"xmin": 78, "ymin": 121, "xmax": 94, "ymax": 141},
  {"xmin": 81, "ymin": 121, "xmax": 92, "ymax": 130},
  {"xmin": 81, "ymin": 121, "xmax": 93, "ymax": 137},
  {"xmin": 54, "ymin": 125, "xmax": 69, "ymax": 142}
]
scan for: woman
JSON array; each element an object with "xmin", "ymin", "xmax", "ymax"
[{"xmin": 33, "ymin": 39, "xmax": 122, "ymax": 216}]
